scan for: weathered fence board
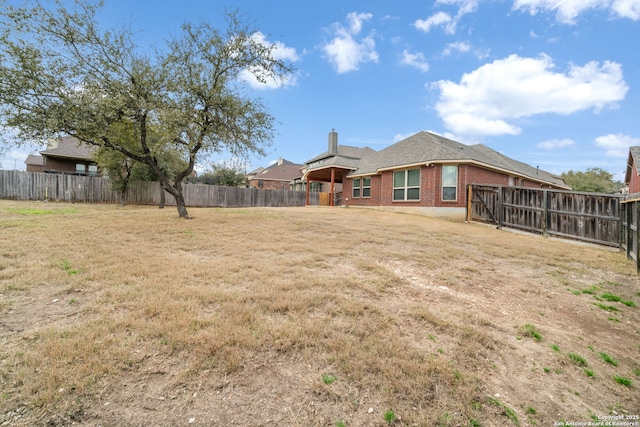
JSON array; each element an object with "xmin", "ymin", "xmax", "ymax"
[
  {"xmin": 621, "ymin": 193, "xmax": 640, "ymax": 273},
  {"xmin": 468, "ymin": 184, "xmax": 621, "ymax": 247},
  {"xmin": 0, "ymin": 170, "xmax": 319, "ymax": 207}
]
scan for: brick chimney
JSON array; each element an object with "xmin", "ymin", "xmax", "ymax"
[{"xmin": 328, "ymin": 129, "xmax": 338, "ymax": 155}]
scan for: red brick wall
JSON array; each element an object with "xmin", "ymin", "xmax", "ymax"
[
  {"xmin": 629, "ymin": 161, "xmax": 640, "ymax": 193},
  {"xmin": 345, "ymin": 163, "xmax": 536, "ymax": 208},
  {"xmin": 26, "ymin": 165, "xmax": 44, "ymax": 173},
  {"xmin": 248, "ymin": 179, "xmax": 290, "ymax": 190}
]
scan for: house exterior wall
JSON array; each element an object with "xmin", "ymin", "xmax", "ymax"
[
  {"xmin": 42, "ymin": 157, "xmax": 96, "ymax": 175},
  {"xmin": 629, "ymin": 160, "xmax": 640, "ymax": 193},
  {"xmin": 345, "ymin": 163, "xmax": 553, "ymax": 209},
  {"xmin": 26, "ymin": 164, "xmax": 44, "ymax": 173},
  {"xmin": 248, "ymin": 179, "xmax": 291, "ymax": 190}
]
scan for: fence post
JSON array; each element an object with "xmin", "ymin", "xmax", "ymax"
[
  {"xmin": 543, "ymin": 190, "xmax": 549, "ymax": 238},
  {"xmin": 636, "ymin": 202, "xmax": 640, "ymax": 274},
  {"xmin": 466, "ymin": 185, "xmax": 472, "ymax": 222},
  {"xmin": 497, "ymin": 186, "xmax": 503, "ymax": 229}
]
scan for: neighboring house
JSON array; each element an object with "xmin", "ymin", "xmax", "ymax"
[
  {"xmin": 306, "ymin": 130, "xmax": 569, "ymax": 219},
  {"xmin": 625, "ymin": 146, "xmax": 640, "ymax": 194},
  {"xmin": 247, "ymin": 158, "xmax": 304, "ymax": 190},
  {"xmin": 26, "ymin": 136, "xmax": 99, "ymax": 175},
  {"xmin": 302, "ymin": 129, "xmax": 377, "ymax": 206},
  {"xmin": 24, "ymin": 154, "xmax": 44, "ymax": 172}
]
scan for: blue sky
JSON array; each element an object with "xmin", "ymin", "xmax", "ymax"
[{"xmin": 2, "ymin": 0, "xmax": 639, "ymax": 182}]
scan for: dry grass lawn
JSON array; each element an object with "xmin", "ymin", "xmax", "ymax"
[{"xmin": 0, "ymin": 200, "xmax": 638, "ymax": 426}]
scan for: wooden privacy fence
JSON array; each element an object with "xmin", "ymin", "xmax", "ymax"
[
  {"xmin": 621, "ymin": 194, "xmax": 640, "ymax": 273},
  {"xmin": 0, "ymin": 170, "xmax": 320, "ymax": 207},
  {"xmin": 467, "ymin": 184, "xmax": 621, "ymax": 247}
]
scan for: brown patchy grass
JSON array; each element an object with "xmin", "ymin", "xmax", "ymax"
[{"xmin": 0, "ymin": 200, "xmax": 638, "ymax": 426}]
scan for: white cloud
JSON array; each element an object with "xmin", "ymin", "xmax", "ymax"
[
  {"xmin": 322, "ymin": 12, "xmax": 379, "ymax": 74},
  {"xmin": 594, "ymin": 133, "xmax": 640, "ymax": 157},
  {"xmin": 513, "ymin": 0, "xmax": 640, "ymax": 23},
  {"xmin": 613, "ymin": 0, "xmax": 640, "ymax": 19},
  {"xmin": 400, "ymin": 49, "xmax": 430, "ymax": 73},
  {"xmin": 437, "ymin": 0, "xmax": 481, "ymax": 14},
  {"xmin": 414, "ymin": 12, "xmax": 454, "ymax": 33},
  {"xmin": 431, "ymin": 54, "xmax": 628, "ymax": 137},
  {"xmin": 415, "ymin": 0, "xmax": 479, "ymax": 34},
  {"xmin": 240, "ymin": 32, "xmax": 300, "ymax": 90},
  {"xmin": 537, "ymin": 138, "xmax": 576, "ymax": 149},
  {"xmin": 443, "ymin": 41, "xmax": 471, "ymax": 56}
]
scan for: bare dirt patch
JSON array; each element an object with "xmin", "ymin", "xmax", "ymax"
[{"xmin": 1, "ymin": 201, "xmax": 638, "ymax": 426}]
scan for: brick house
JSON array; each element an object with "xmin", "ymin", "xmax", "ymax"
[
  {"xmin": 307, "ymin": 130, "xmax": 569, "ymax": 219},
  {"xmin": 26, "ymin": 136, "xmax": 99, "ymax": 175},
  {"xmin": 625, "ymin": 146, "xmax": 640, "ymax": 194},
  {"xmin": 247, "ymin": 158, "xmax": 303, "ymax": 190}
]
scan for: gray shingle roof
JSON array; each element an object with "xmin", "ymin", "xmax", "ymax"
[
  {"xmin": 40, "ymin": 136, "xmax": 95, "ymax": 160},
  {"xmin": 305, "ymin": 145, "xmax": 377, "ymax": 171},
  {"xmin": 250, "ymin": 162, "xmax": 303, "ymax": 181},
  {"xmin": 351, "ymin": 131, "xmax": 569, "ymax": 188},
  {"xmin": 25, "ymin": 154, "xmax": 44, "ymax": 166}
]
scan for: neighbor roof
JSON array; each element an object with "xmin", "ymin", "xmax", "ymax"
[
  {"xmin": 350, "ymin": 131, "xmax": 569, "ymax": 189},
  {"xmin": 250, "ymin": 162, "xmax": 303, "ymax": 182},
  {"xmin": 40, "ymin": 135, "xmax": 95, "ymax": 160},
  {"xmin": 25, "ymin": 154, "xmax": 44, "ymax": 166}
]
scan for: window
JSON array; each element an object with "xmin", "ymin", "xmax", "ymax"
[
  {"xmin": 88, "ymin": 165, "xmax": 98, "ymax": 176},
  {"xmin": 352, "ymin": 177, "xmax": 371, "ymax": 198},
  {"xmin": 75, "ymin": 163, "xmax": 85, "ymax": 174},
  {"xmin": 309, "ymin": 182, "xmax": 322, "ymax": 192},
  {"xmin": 393, "ymin": 169, "xmax": 420, "ymax": 201},
  {"xmin": 442, "ymin": 165, "xmax": 458, "ymax": 201},
  {"xmin": 362, "ymin": 177, "xmax": 371, "ymax": 198},
  {"xmin": 352, "ymin": 178, "xmax": 361, "ymax": 198}
]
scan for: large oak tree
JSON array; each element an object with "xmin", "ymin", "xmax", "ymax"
[{"xmin": 0, "ymin": 0, "xmax": 291, "ymax": 218}]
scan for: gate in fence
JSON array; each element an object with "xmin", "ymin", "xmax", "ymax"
[{"xmin": 467, "ymin": 185, "xmax": 622, "ymax": 248}]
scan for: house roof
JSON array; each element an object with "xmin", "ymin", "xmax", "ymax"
[
  {"xmin": 40, "ymin": 135, "xmax": 96, "ymax": 160},
  {"xmin": 625, "ymin": 146, "xmax": 640, "ymax": 184},
  {"xmin": 25, "ymin": 154, "xmax": 44, "ymax": 166},
  {"xmin": 249, "ymin": 161, "xmax": 304, "ymax": 182},
  {"xmin": 350, "ymin": 131, "xmax": 569, "ymax": 189},
  {"xmin": 305, "ymin": 145, "xmax": 377, "ymax": 171}
]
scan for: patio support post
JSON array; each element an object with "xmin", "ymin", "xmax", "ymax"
[{"xmin": 330, "ymin": 168, "xmax": 335, "ymax": 207}]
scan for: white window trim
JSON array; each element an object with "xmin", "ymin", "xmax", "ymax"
[
  {"xmin": 362, "ymin": 177, "xmax": 371, "ymax": 198},
  {"xmin": 352, "ymin": 178, "xmax": 361, "ymax": 198},
  {"xmin": 393, "ymin": 168, "xmax": 420, "ymax": 201},
  {"xmin": 441, "ymin": 165, "xmax": 458, "ymax": 201}
]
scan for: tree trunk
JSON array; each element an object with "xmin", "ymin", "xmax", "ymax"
[
  {"xmin": 119, "ymin": 191, "xmax": 126, "ymax": 206},
  {"xmin": 158, "ymin": 182, "xmax": 165, "ymax": 209},
  {"xmin": 158, "ymin": 179, "xmax": 189, "ymax": 219},
  {"xmin": 173, "ymin": 191, "xmax": 189, "ymax": 219}
]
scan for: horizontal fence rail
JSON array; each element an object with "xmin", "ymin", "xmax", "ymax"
[
  {"xmin": 468, "ymin": 184, "xmax": 622, "ymax": 248},
  {"xmin": 0, "ymin": 170, "xmax": 319, "ymax": 208}
]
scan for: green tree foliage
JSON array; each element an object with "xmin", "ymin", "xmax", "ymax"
[
  {"xmin": 561, "ymin": 168, "xmax": 623, "ymax": 193},
  {"xmin": 195, "ymin": 159, "xmax": 246, "ymax": 187},
  {"xmin": 0, "ymin": 0, "xmax": 292, "ymax": 218}
]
